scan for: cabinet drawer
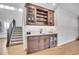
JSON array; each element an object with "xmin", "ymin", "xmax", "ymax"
[
  {"xmin": 28, "ymin": 36, "xmax": 39, "ymax": 40},
  {"xmin": 39, "ymin": 36, "xmax": 49, "ymax": 40}
]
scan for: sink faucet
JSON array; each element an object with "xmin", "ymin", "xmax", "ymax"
[{"xmin": 40, "ymin": 29, "xmax": 43, "ymax": 34}]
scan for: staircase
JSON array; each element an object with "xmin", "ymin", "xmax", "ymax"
[{"xmin": 10, "ymin": 27, "xmax": 23, "ymax": 46}]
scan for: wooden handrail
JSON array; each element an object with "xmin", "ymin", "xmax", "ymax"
[{"xmin": 6, "ymin": 19, "xmax": 16, "ymax": 47}]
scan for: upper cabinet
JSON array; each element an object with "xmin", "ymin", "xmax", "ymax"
[{"xmin": 25, "ymin": 3, "xmax": 54, "ymax": 26}]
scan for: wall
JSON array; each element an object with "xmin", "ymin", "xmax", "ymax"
[
  {"xmin": 55, "ymin": 4, "xmax": 78, "ymax": 45},
  {"xmin": 0, "ymin": 19, "xmax": 6, "ymax": 38}
]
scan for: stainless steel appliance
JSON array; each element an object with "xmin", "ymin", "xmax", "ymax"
[{"xmin": 49, "ymin": 34, "xmax": 57, "ymax": 48}]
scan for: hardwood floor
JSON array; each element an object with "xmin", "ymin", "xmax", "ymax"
[
  {"xmin": 31, "ymin": 40, "xmax": 79, "ymax": 55},
  {"xmin": 0, "ymin": 38, "xmax": 79, "ymax": 55},
  {"xmin": 0, "ymin": 38, "xmax": 8, "ymax": 55},
  {"xmin": 7, "ymin": 45, "xmax": 26, "ymax": 55},
  {"xmin": 0, "ymin": 39, "xmax": 26, "ymax": 55}
]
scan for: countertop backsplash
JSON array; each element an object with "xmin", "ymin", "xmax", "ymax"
[{"xmin": 26, "ymin": 25, "xmax": 57, "ymax": 35}]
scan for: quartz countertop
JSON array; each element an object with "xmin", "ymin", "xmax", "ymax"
[{"xmin": 26, "ymin": 33, "xmax": 57, "ymax": 37}]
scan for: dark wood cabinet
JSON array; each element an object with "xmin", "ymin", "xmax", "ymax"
[
  {"xmin": 39, "ymin": 36, "xmax": 50, "ymax": 50},
  {"xmin": 48, "ymin": 11, "xmax": 54, "ymax": 26},
  {"xmin": 25, "ymin": 3, "xmax": 54, "ymax": 26},
  {"xmin": 27, "ymin": 36, "xmax": 39, "ymax": 53},
  {"xmin": 39, "ymin": 37, "xmax": 45, "ymax": 50},
  {"xmin": 44, "ymin": 36, "xmax": 50, "ymax": 49},
  {"xmin": 26, "ymin": 4, "xmax": 36, "ymax": 25},
  {"xmin": 27, "ymin": 36, "xmax": 50, "ymax": 54}
]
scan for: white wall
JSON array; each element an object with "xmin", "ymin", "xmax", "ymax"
[
  {"xmin": 55, "ymin": 4, "xmax": 78, "ymax": 45},
  {"xmin": 0, "ymin": 19, "xmax": 6, "ymax": 38}
]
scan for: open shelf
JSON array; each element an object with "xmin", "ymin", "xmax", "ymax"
[{"xmin": 25, "ymin": 3, "xmax": 54, "ymax": 26}]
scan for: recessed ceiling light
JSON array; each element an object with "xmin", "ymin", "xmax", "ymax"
[
  {"xmin": 18, "ymin": 9, "xmax": 23, "ymax": 12},
  {"xmin": 52, "ymin": 3, "xmax": 56, "ymax": 6},
  {"xmin": 0, "ymin": 4, "xmax": 22, "ymax": 12},
  {"xmin": 4, "ymin": 6, "xmax": 15, "ymax": 11},
  {"xmin": 4, "ymin": 5, "xmax": 10, "ymax": 9},
  {"xmin": 0, "ymin": 4, "xmax": 4, "ymax": 8},
  {"xmin": 0, "ymin": 4, "xmax": 15, "ymax": 11},
  {"xmin": 10, "ymin": 7, "xmax": 15, "ymax": 10}
]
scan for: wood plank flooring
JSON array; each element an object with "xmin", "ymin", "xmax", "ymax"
[
  {"xmin": 0, "ymin": 38, "xmax": 8, "ymax": 55},
  {"xmin": 7, "ymin": 45, "xmax": 26, "ymax": 55},
  {"xmin": 31, "ymin": 40, "xmax": 79, "ymax": 55},
  {"xmin": 0, "ymin": 39, "xmax": 79, "ymax": 55}
]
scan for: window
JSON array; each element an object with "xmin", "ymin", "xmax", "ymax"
[
  {"xmin": 0, "ymin": 21, "xmax": 2, "ymax": 32},
  {"xmin": 4, "ymin": 22, "xmax": 9, "ymax": 30}
]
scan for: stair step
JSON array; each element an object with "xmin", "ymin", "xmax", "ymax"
[
  {"xmin": 15, "ymin": 27, "xmax": 22, "ymax": 29},
  {"xmin": 10, "ymin": 41, "xmax": 23, "ymax": 46},
  {"xmin": 12, "ymin": 33, "xmax": 22, "ymax": 35},
  {"xmin": 14, "ymin": 28, "xmax": 22, "ymax": 30},
  {"xmin": 13, "ymin": 33, "xmax": 22, "ymax": 35},
  {"xmin": 11, "ymin": 39, "xmax": 23, "ymax": 42},
  {"xmin": 13, "ymin": 30, "xmax": 22, "ymax": 32},
  {"xmin": 12, "ymin": 35, "xmax": 22, "ymax": 37},
  {"xmin": 12, "ymin": 32, "xmax": 22, "ymax": 34},
  {"xmin": 12, "ymin": 34, "xmax": 22, "ymax": 36},
  {"xmin": 13, "ymin": 28, "xmax": 22, "ymax": 30},
  {"xmin": 11, "ymin": 37, "xmax": 23, "ymax": 39}
]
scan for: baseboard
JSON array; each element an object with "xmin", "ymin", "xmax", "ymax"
[{"xmin": 58, "ymin": 38, "xmax": 76, "ymax": 46}]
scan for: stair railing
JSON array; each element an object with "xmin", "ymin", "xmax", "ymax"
[{"xmin": 6, "ymin": 19, "xmax": 16, "ymax": 47}]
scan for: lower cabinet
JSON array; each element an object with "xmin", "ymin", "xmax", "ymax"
[
  {"xmin": 44, "ymin": 36, "xmax": 50, "ymax": 49},
  {"xmin": 27, "ymin": 36, "xmax": 50, "ymax": 54},
  {"xmin": 39, "ymin": 36, "xmax": 45, "ymax": 50},
  {"xmin": 27, "ymin": 36, "xmax": 39, "ymax": 53}
]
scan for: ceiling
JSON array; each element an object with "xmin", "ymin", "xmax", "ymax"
[
  {"xmin": 0, "ymin": 3, "xmax": 79, "ymax": 18},
  {"xmin": 0, "ymin": 3, "xmax": 25, "ymax": 8}
]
